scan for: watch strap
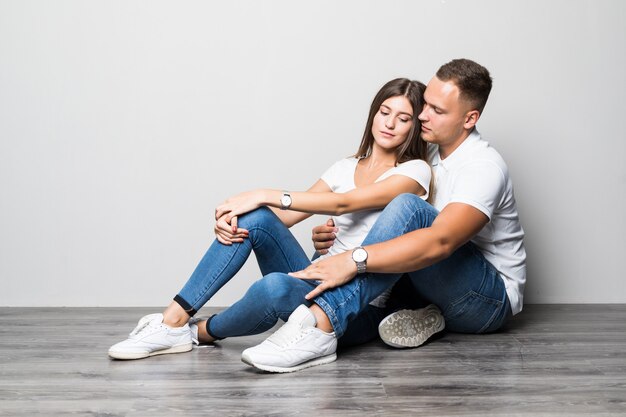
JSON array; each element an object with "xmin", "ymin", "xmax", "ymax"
[{"xmin": 352, "ymin": 246, "xmax": 368, "ymax": 274}]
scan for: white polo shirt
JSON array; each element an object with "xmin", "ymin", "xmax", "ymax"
[{"xmin": 429, "ymin": 129, "xmax": 526, "ymax": 315}]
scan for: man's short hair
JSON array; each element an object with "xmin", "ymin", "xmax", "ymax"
[{"xmin": 436, "ymin": 59, "xmax": 492, "ymax": 114}]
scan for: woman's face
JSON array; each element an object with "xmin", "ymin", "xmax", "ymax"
[{"xmin": 371, "ymin": 95, "xmax": 414, "ymax": 152}]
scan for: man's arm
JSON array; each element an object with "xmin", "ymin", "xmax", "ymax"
[
  {"xmin": 366, "ymin": 202, "xmax": 488, "ymax": 273},
  {"xmin": 290, "ymin": 202, "xmax": 489, "ymax": 299}
]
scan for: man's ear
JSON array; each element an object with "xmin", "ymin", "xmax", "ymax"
[{"xmin": 463, "ymin": 110, "xmax": 480, "ymax": 130}]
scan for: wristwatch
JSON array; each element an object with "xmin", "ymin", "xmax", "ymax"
[
  {"xmin": 352, "ymin": 246, "xmax": 368, "ymax": 274},
  {"xmin": 280, "ymin": 191, "xmax": 292, "ymax": 210}
]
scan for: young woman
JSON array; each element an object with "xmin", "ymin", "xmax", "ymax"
[{"xmin": 108, "ymin": 78, "xmax": 431, "ymax": 360}]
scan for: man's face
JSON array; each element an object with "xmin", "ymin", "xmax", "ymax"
[{"xmin": 418, "ymin": 77, "xmax": 473, "ymax": 150}]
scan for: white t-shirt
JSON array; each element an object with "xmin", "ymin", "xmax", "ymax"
[
  {"xmin": 429, "ymin": 129, "xmax": 526, "ymax": 315},
  {"xmin": 318, "ymin": 157, "xmax": 431, "ymax": 260}
]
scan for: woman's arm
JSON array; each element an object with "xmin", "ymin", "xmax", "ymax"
[
  {"xmin": 266, "ymin": 179, "xmax": 333, "ymax": 228},
  {"xmin": 285, "ymin": 174, "xmax": 425, "ymax": 216},
  {"xmin": 215, "ymin": 174, "xmax": 425, "ymax": 223},
  {"xmin": 213, "ymin": 179, "xmax": 332, "ymax": 244}
]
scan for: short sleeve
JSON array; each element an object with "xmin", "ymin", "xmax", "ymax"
[
  {"xmin": 320, "ymin": 158, "xmax": 351, "ymax": 192},
  {"xmin": 449, "ymin": 160, "xmax": 506, "ymax": 220},
  {"xmin": 380, "ymin": 159, "xmax": 432, "ymax": 199}
]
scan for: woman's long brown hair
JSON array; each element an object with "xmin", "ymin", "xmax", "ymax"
[{"xmin": 354, "ymin": 78, "xmax": 427, "ymax": 165}]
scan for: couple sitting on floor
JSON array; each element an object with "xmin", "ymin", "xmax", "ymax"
[{"xmin": 108, "ymin": 58, "xmax": 526, "ymax": 373}]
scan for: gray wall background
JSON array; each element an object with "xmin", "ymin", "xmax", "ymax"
[{"xmin": 1, "ymin": 0, "xmax": 625, "ymax": 307}]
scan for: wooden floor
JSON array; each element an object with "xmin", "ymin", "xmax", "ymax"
[{"xmin": 1, "ymin": 305, "xmax": 625, "ymax": 416}]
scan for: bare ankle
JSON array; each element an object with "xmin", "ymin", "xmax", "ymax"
[
  {"xmin": 162, "ymin": 302, "xmax": 190, "ymax": 328},
  {"xmin": 310, "ymin": 304, "xmax": 333, "ymax": 333},
  {"xmin": 196, "ymin": 320, "xmax": 216, "ymax": 343},
  {"xmin": 163, "ymin": 316, "xmax": 188, "ymax": 327}
]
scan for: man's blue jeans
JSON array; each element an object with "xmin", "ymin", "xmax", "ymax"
[{"xmin": 176, "ymin": 195, "xmax": 510, "ymax": 344}]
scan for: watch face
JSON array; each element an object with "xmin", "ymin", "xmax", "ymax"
[
  {"xmin": 353, "ymin": 248, "xmax": 367, "ymax": 262},
  {"xmin": 281, "ymin": 195, "xmax": 291, "ymax": 206}
]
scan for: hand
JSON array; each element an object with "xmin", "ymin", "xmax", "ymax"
[
  {"xmin": 215, "ymin": 189, "xmax": 267, "ymax": 223},
  {"xmin": 289, "ymin": 251, "xmax": 357, "ymax": 299},
  {"xmin": 214, "ymin": 214, "xmax": 249, "ymax": 245},
  {"xmin": 312, "ymin": 218, "xmax": 337, "ymax": 255}
]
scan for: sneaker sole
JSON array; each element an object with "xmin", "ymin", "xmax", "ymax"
[
  {"xmin": 108, "ymin": 342, "xmax": 192, "ymax": 360},
  {"xmin": 241, "ymin": 353, "xmax": 337, "ymax": 373},
  {"xmin": 378, "ymin": 305, "xmax": 445, "ymax": 348}
]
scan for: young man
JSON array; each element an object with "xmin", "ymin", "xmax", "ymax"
[{"xmin": 241, "ymin": 58, "xmax": 526, "ymax": 373}]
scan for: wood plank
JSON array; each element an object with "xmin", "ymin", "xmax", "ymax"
[{"xmin": 0, "ymin": 305, "xmax": 625, "ymax": 416}]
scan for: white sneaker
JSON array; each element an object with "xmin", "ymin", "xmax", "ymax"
[
  {"xmin": 188, "ymin": 317, "xmax": 215, "ymax": 348},
  {"xmin": 241, "ymin": 305, "xmax": 337, "ymax": 373},
  {"xmin": 378, "ymin": 304, "xmax": 445, "ymax": 348},
  {"xmin": 108, "ymin": 313, "xmax": 192, "ymax": 360}
]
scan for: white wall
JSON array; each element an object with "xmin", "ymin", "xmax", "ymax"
[{"xmin": 1, "ymin": 0, "xmax": 624, "ymax": 306}]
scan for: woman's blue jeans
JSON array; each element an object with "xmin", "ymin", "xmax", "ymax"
[
  {"xmin": 174, "ymin": 207, "xmax": 313, "ymax": 317},
  {"xmin": 176, "ymin": 195, "xmax": 511, "ymax": 345}
]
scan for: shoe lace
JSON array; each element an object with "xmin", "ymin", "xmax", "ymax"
[
  {"xmin": 129, "ymin": 318, "xmax": 156, "ymax": 338},
  {"xmin": 266, "ymin": 321, "xmax": 304, "ymax": 347}
]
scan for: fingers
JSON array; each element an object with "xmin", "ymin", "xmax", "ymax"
[
  {"xmin": 289, "ymin": 269, "xmax": 329, "ymax": 299},
  {"xmin": 215, "ymin": 233, "xmax": 248, "ymax": 245},
  {"xmin": 305, "ymin": 282, "xmax": 329, "ymax": 300},
  {"xmin": 314, "ymin": 231, "xmax": 336, "ymax": 241},
  {"xmin": 215, "ymin": 229, "xmax": 241, "ymax": 245},
  {"xmin": 288, "ymin": 264, "xmax": 332, "ymax": 299},
  {"xmin": 215, "ymin": 204, "xmax": 242, "ymax": 222},
  {"xmin": 216, "ymin": 216, "xmax": 248, "ymax": 235},
  {"xmin": 215, "ymin": 216, "xmax": 234, "ymax": 235},
  {"xmin": 313, "ymin": 239, "xmax": 334, "ymax": 252},
  {"xmin": 214, "ymin": 216, "xmax": 248, "ymax": 245},
  {"xmin": 231, "ymin": 216, "xmax": 238, "ymax": 233},
  {"xmin": 313, "ymin": 225, "xmax": 337, "ymax": 235},
  {"xmin": 216, "ymin": 233, "xmax": 234, "ymax": 245},
  {"xmin": 215, "ymin": 230, "xmax": 245, "ymax": 245},
  {"xmin": 312, "ymin": 224, "xmax": 338, "ymax": 251},
  {"xmin": 215, "ymin": 205, "xmax": 226, "ymax": 220},
  {"xmin": 288, "ymin": 263, "xmax": 318, "ymax": 279},
  {"xmin": 313, "ymin": 218, "xmax": 338, "ymax": 239}
]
